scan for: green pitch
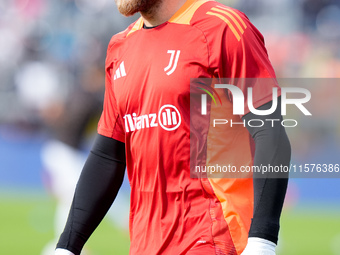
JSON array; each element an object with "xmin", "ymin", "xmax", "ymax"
[
  {"xmin": 0, "ymin": 193, "xmax": 339, "ymax": 255},
  {"xmin": 278, "ymin": 207, "xmax": 340, "ymax": 255},
  {"xmin": 0, "ymin": 193, "xmax": 130, "ymax": 255}
]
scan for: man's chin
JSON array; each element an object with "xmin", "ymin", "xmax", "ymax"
[
  {"xmin": 116, "ymin": 0, "xmax": 161, "ymax": 17},
  {"xmin": 117, "ymin": 5, "xmax": 139, "ymax": 16}
]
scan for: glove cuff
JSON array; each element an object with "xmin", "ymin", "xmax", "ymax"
[
  {"xmin": 247, "ymin": 237, "xmax": 276, "ymax": 252},
  {"xmin": 55, "ymin": 248, "xmax": 75, "ymax": 255}
]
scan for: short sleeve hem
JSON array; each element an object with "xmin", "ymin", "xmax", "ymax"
[{"xmin": 97, "ymin": 126, "xmax": 125, "ymax": 143}]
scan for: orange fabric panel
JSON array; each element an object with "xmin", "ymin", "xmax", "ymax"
[
  {"xmin": 169, "ymin": 0, "xmax": 209, "ymax": 25},
  {"xmin": 127, "ymin": 17, "xmax": 144, "ymax": 37},
  {"xmin": 206, "ymin": 89, "xmax": 254, "ymax": 254}
]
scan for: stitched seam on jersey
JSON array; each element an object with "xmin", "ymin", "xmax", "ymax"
[
  {"xmin": 207, "ymin": 178, "xmax": 238, "ymax": 255},
  {"xmin": 98, "ymin": 119, "xmax": 125, "ymax": 142},
  {"xmin": 113, "ymin": 114, "xmax": 125, "ymax": 141},
  {"xmin": 200, "ymin": 178, "xmax": 218, "ymax": 255},
  {"xmin": 190, "ymin": 25, "xmax": 212, "ymax": 76},
  {"xmin": 208, "ymin": 181, "xmax": 218, "ymax": 255},
  {"xmin": 98, "ymin": 126, "xmax": 114, "ymax": 135},
  {"xmin": 210, "ymin": 196, "xmax": 218, "ymax": 255}
]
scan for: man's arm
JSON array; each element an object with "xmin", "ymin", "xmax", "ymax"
[
  {"xmin": 55, "ymin": 134, "xmax": 126, "ymax": 255},
  {"xmin": 241, "ymin": 98, "xmax": 291, "ymax": 254}
]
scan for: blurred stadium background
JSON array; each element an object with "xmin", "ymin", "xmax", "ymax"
[{"xmin": 0, "ymin": 0, "xmax": 339, "ymax": 254}]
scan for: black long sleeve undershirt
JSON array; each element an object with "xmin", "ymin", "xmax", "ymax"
[
  {"xmin": 57, "ymin": 99, "xmax": 290, "ymax": 254},
  {"xmin": 242, "ymin": 98, "xmax": 291, "ymax": 244},
  {"xmin": 56, "ymin": 135, "xmax": 126, "ymax": 255}
]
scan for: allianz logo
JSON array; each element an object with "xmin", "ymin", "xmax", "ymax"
[{"xmin": 123, "ymin": 104, "xmax": 182, "ymax": 132}]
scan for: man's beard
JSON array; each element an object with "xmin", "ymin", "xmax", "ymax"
[{"xmin": 115, "ymin": 0, "xmax": 162, "ymax": 16}]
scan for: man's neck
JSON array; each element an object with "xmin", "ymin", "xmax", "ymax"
[{"xmin": 141, "ymin": 0, "xmax": 188, "ymax": 27}]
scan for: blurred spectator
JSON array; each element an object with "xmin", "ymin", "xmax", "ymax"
[
  {"xmin": 39, "ymin": 65, "xmax": 104, "ymax": 255},
  {"xmin": 0, "ymin": 0, "xmax": 135, "ymax": 253}
]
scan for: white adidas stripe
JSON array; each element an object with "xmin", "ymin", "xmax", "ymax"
[{"xmin": 113, "ymin": 61, "xmax": 126, "ymax": 80}]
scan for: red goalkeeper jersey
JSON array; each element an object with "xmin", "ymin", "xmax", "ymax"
[{"xmin": 98, "ymin": 0, "xmax": 278, "ymax": 254}]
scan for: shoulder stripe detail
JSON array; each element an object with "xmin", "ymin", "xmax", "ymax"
[
  {"xmin": 216, "ymin": 5, "xmax": 247, "ymax": 28},
  {"xmin": 206, "ymin": 6, "xmax": 247, "ymax": 41},
  {"xmin": 127, "ymin": 17, "xmax": 144, "ymax": 37},
  {"xmin": 206, "ymin": 11, "xmax": 241, "ymax": 41},
  {"xmin": 169, "ymin": 0, "xmax": 209, "ymax": 25},
  {"xmin": 211, "ymin": 7, "xmax": 245, "ymax": 33}
]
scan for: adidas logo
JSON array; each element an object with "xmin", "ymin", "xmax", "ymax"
[{"xmin": 113, "ymin": 61, "xmax": 126, "ymax": 80}]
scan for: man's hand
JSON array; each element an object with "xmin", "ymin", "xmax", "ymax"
[
  {"xmin": 241, "ymin": 237, "xmax": 276, "ymax": 255},
  {"xmin": 55, "ymin": 248, "xmax": 75, "ymax": 255}
]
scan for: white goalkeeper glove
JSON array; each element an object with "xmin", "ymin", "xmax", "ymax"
[
  {"xmin": 55, "ymin": 248, "xmax": 75, "ymax": 255},
  {"xmin": 241, "ymin": 237, "xmax": 276, "ymax": 255}
]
